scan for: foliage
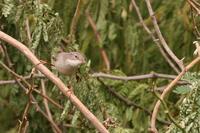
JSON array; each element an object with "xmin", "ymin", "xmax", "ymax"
[
  {"xmin": 166, "ymin": 73, "xmax": 200, "ymax": 133},
  {"xmin": 0, "ymin": 0, "xmax": 199, "ymax": 133}
]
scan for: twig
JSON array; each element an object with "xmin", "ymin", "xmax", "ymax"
[
  {"xmin": 187, "ymin": 0, "xmax": 200, "ymax": 15},
  {"xmin": 0, "ymin": 72, "xmax": 63, "ymax": 109},
  {"xmin": 150, "ymin": 56, "xmax": 200, "ymax": 133},
  {"xmin": 191, "ymin": 0, "xmax": 200, "ymax": 7},
  {"xmin": 63, "ymin": 123, "xmax": 81, "ymax": 129},
  {"xmin": 85, "ymin": 11, "xmax": 110, "ymax": 71},
  {"xmin": 33, "ymin": 89, "xmax": 63, "ymax": 109},
  {"xmin": 97, "ymin": 78, "xmax": 170, "ymax": 125},
  {"xmin": 131, "ymin": 0, "xmax": 180, "ymax": 74},
  {"xmin": 41, "ymin": 78, "xmax": 58, "ymax": 133},
  {"xmin": 32, "ymin": 95, "xmax": 62, "ymax": 133},
  {"xmin": 152, "ymin": 87, "xmax": 185, "ymax": 132},
  {"xmin": 91, "ymin": 72, "xmax": 188, "ymax": 83},
  {"xmin": 0, "ymin": 31, "xmax": 108, "ymax": 133},
  {"xmin": 145, "ymin": 0, "xmax": 184, "ymax": 72},
  {"xmin": 0, "ymin": 74, "xmax": 45, "ymax": 85},
  {"xmin": 0, "ymin": 60, "xmax": 62, "ymax": 133},
  {"xmin": 70, "ymin": 0, "xmax": 82, "ymax": 36},
  {"xmin": 18, "ymin": 99, "xmax": 32, "ymax": 133},
  {"xmin": 25, "ymin": 18, "xmax": 32, "ymax": 45}
]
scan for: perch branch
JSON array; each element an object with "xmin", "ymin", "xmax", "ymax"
[{"xmin": 0, "ymin": 31, "xmax": 108, "ymax": 133}]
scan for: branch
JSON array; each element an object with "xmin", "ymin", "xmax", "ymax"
[
  {"xmin": 0, "ymin": 31, "xmax": 108, "ymax": 133},
  {"xmin": 40, "ymin": 78, "xmax": 58, "ymax": 133},
  {"xmin": 70, "ymin": 0, "xmax": 82, "ymax": 36},
  {"xmin": 187, "ymin": 0, "xmax": 200, "ymax": 15},
  {"xmin": 150, "ymin": 56, "xmax": 200, "ymax": 133},
  {"xmin": 0, "ymin": 61, "xmax": 62, "ymax": 133},
  {"xmin": 91, "ymin": 72, "xmax": 188, "ymax": 83},
  {"xmin": 85, "ymin": 11, "xmax": 110, "ymax": 71},
  {"xmin": 33, "ymin": 89, "xmax": 63, "ymax": 109},
  {"xmin": 0, "ymin": 74, "xmax": 44, "ymax": 85},
  {"xmin": 131, "ymin": 0, "xmax": 180, "ymax": 73},
  {"xmin": 97, "ymin": 78, "xmax": 170, "ymax": 125},
  {"xmin": 144, "ymin": 0, "xmax": 184, "ymax": 72}
]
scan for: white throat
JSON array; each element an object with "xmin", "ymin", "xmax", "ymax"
[{"xmin": 65, "ymin": 59, "xmax": 82, "ymax": 67}]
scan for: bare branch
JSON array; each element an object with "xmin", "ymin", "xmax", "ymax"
[
  {"xmin": 187, "ymin": 0, "xmax": 200, "ymax": 15},
  {"xmin": 0, "ymin": 31, "xmax": 108, "ymax": 133},
  {"xmin": 131, "ymin": 0, "xmax": 180, "ymax": 73},
  {"xmin": 0, "ymin": 74, "xmax": 44, "ymax": 85},
  {"xmin": 33, "ymin": 89, "xmax": 63, "ymax": 109},
  {"xmin": 145, "ymin": 0, "xmax": 184, "ymax": 71},
  {"xmin": 0, "ymin": 61, "xmax": 62, "ymax": 133},
  {"xmin": 70, "ymin": 0, "xmax": 82, "ymax": 36},
  {"xmin": 41, "ymin": 79, "xmax": 58, "ymax": 133},
  {"xmin": 85, "ymin": 11, "xmax": 110, "ymax": 71},
  {"xmin": 91, "ymin": 72, "xmax": 188, "ymax": 83}
]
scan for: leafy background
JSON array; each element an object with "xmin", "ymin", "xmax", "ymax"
[{"xmin": 0, "ymin": 0, "xmax": 199, "ymax": 133}]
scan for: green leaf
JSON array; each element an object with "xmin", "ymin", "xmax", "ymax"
[
  {"xmin": 125, "ymin": 107, "xmax": 133, "ymax": 121},
  {"xmin": 173, "ymin": 85, "xmax": 191, "ymax": 94},
  {"xmin": 108, "ymin": 23, "xmax": 117, "ymax": 41}
]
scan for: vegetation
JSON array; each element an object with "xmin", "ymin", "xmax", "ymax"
[{"xmin": 0, "ymin": 0, "xmax": 200, "ymax": 132}]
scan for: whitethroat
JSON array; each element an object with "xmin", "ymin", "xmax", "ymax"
[{"xmin": 54, "ymin": 52, "xmax": 86, "ymax": 75}]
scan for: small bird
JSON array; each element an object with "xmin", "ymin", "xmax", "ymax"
[{"xmin": 54, "ymin": 52, "xmax": 86, "ymax": 75}]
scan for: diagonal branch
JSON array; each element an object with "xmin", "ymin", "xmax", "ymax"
[
  {"xmin": 85, "ymin": 11, "xmax": 110, "ymax": 71},
  {"xmin": 0, "ymin": 31, "xmax": 108, "ymax": 133},
  {"xmin": 150, "ymin": 56, "xmax": 200, "ymax": 133},
  {"xmin": 131, "ymin": 0, "xmax": 180, "ymax": 73},
  {"xmin": 144, "ymin": 0, "xmax": 184, "ymax": 72}
]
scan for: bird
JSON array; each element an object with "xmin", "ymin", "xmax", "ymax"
[{"xmin": 54, "ymin": 52, "xmax": 86, "ymax": 75}]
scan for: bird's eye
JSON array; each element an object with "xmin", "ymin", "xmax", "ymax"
[{"xmin": 74, "ymin": 55, "xmax": 78, "ymax": 59}]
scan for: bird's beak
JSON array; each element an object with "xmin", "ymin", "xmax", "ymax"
[{"xmin": 81, "ymin": 58, "xmax": 86, "ymax": 64}]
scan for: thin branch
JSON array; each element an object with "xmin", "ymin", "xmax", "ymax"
[
  {"xmin": 150, "ymin": 56, "xmax": 200, "ymax": 133},
  {"xmin": 18, "ymin": 98, "xmax": 32, "ymax": 133},
  {"xmin": 131, "ymin": 0, "xmax": 180, "ymax": 73},
  {"xmin": 85, "ymin": 11, "xmax": 102, "ymax": 43},
  {"xmin": 33, "ymin": 89, "xmax": 63, "ymax": 109},
  {"xmin": 0, "ymin": 61, "xmax": 62, "ymax": 133},
  {"xmin": 191, "ymin": 0, "xmax": 200, "ymax": 7},
  {"xmin": 85, "ymin": 11, "xmax": 110, "ymax": 71},
  {"xmin": 187, "ymin": 0, "xmax": 200, "ymax": 15},
  {"xmin": 97, "ymin": 78, "xmax": 170, "ymax": 126},
  {"xmin": 41, "ymin": 79, "xmax": 58, "ymax": 133},
  {"xmin": 25, "ymin": 18, "xmax": 32, "ymax": 45},
  {"xmin": 91, "ymin": 72, "xmax": 188, "ymax": 83},
  {"xmin": 145, "ymin": 0, "xmax": 184, "ymax": 71},
  {"xmin": 70, "ymin": 0, "xmax": 82, "ymax": 36},
  {"xmin": 0, "ymin": 31, "xmax": 108, "ymax": 133},
  {"xmin": 32, "ymin": 95, "xmax": 62, "ymax": 133},
  {"xmin": 0, "ymin": 74, "xmax": 45, "ymax": 85},
  {"xmin": 152, "ymin": 87, "xmax": 185, "ymax": 132}
]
